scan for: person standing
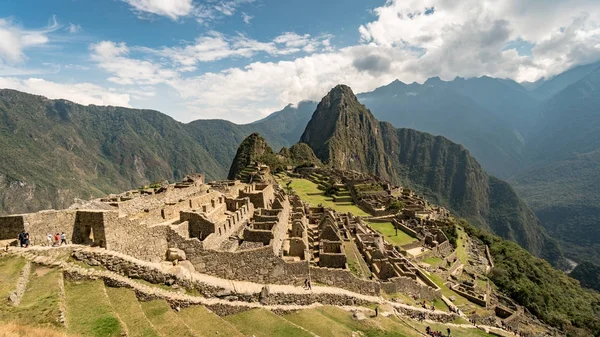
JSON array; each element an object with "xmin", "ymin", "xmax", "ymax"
[
  {"xmin": 447, "ymin": 327, "xmax": 451, "ymax": 336},
  {"xmin": 60, "ymin": 232, "xmax": 67, "ymax": 245},
  {"xmin": 47, "ymin": 233, "xmax": 53, "ymax": 247},
  {"xmin": 23, "ymin": 232, "xmax": 30, "ymax": 248},
  {"xmin": 18, "ymin": 231, "xmax": 25, "ymax": 247}
]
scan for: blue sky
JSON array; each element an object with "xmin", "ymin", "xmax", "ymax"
[{"xmin": 1, "ymin": 0, "xmax": 600, "ymax": 123}]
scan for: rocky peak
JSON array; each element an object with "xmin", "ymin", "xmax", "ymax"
[{"xmin": 227, "ymin": 133, "xmax": 274, "ymax": 180}]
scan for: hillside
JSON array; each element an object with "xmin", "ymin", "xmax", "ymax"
[
  {"xmin": 0, "ymin": 90, "xmax": 308, "ymax": 215},
  {"xmin": 300, "ymin": 85, "xmax": 564, "ymax": 266}
]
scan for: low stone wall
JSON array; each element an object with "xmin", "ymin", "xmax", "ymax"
[
  {"xmin": 381, "ymin": 276, "xmax": 440, "ymax": 300},
  {"xmin": 309, "ymin": 266, "xmax": 380, "ymax": 296},
  {"xmin": 415, "ymin": 269, "xmax": 441, "ymax": 291},
  {"xmin": 393, "ymin": 220, "xmax": 420, "ymax": 239},
  {"xmin": 448, "ymin": 259, "xmax": 462, "ymax": 275}
]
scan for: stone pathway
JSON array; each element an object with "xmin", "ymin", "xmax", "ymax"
[
  {"xmin": 8, "ymin": 246, "xmax": 457, "ymax": 321},
  {"xmin": 8, "ymin": 260, "xmax": 31, "ymax": 306}
]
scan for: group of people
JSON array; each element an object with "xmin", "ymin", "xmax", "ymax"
[
  {"xmin": 17, "ymin": 231, "xmax": 30, "ymax": 248},
  {"xmin": 426, "ymin": 326, "xmax": 451, "ymax": 337},
  {"xmin": 47, "ymin": 232, "xmax": 67, "ymax": 247}
]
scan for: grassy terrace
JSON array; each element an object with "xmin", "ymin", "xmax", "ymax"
[
  {"xmin": 105, "ymin": 287, "xmax": 160, "ymax": 337},
  {"xmin": 367, "ymin": 222, "xmax": 418, "ymax": 246},
  {"xmin": 65, "ymin": 279, "xmax": 123, "ymax": 337},
  {"xmin": 455, "ymin": 226, "xmax": 469, "ymax": 264},
  {"xmin": 277, "ymin": 176, "xmax": 370, "ymax": 217},
  {"xmin": 343, "ymin": 241, "xmax": 372, "ymax": 279},
  {"xmin": 225, "ymin": 308, "xmax": 313, "ymax": 337}
]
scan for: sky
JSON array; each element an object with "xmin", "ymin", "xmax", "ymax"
[{"xmin": 1, "ymin": 0, "xmax": 600, "ymax": 123}]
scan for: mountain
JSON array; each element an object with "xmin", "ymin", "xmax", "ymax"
[
  {"xmin": 512, "ymin": 67, "xmax": 600, "ymax": 263},
  {"xmin": 570, "ymin": 261, "xmax": 600, "ymax": 292},
  {"xmin": 0, "ymin": 89, "xmax": 308, "ymax": 215},
  {"xmin": 227, "ymin": 133, "xmax": 277, "ymax": 180},
  {"xmin": 356, "ymin": 77, "xmax": 532, "ymax": 178},
  {"xmin": 301, "ymin": 85, "xmax": 564, "ymax": 266},
  {"xmin": 528, "ymin": 61, "xmax": 600, "ymax": 100}
]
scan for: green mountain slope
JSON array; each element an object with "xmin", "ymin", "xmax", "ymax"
[
  {"xmin": 0, "ymin": 89, "xmax": 224, "ymax": 214},
  {"xmin": 300, "ymin": 85, "xmax": 564, "ymax": 266},
  {"xmin": 0, "ymin": 89, "xmax": 307, "ymax": 215}
]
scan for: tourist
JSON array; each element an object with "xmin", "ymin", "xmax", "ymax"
[
  {"xmin": 307, "ymin": 279, "xmax": 312, "ymax": 290},
  {"xmin": 375, "ymin": 306, "xmax": 379, "ymax": 317},
  {"xmin": 304, "ymin": 278, "xmax": 309, "ymax": 289},
  {"xmin": 47, "ymin": 233, "xmax": 53, "ymax": 246},
  {"xmin": 53, "ymin": 233, "xmax": 60, "ymax": 247},
  {"xmin": 447, "ymin": 327, "xmax": 451, "ymax": 336},
  {"xmin": 426, "ymin": 326, "xmax": 431, "ymax": 335},
  {"xmin": 60, "ymin": 232, "xmax": 67, "ymax": 245},
  {"xmin": 23, "ymin": 232, "xmax": 30, "ymax": 248},
  {"xmin": 18, "ymin": 231, "xmax": 25, "ymax": 247}
]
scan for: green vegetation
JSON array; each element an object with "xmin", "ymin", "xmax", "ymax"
[
  {"xmin": 462, "ymin": 223, "xmax": 600, "ymax": 335},
  {"xmin": 421, "ymin": 256, "xmax": 443, "ymax": 266},
  {"xmin": 178, "ymin": 306, "xmax": 243, "ymax": 336},
  {"xmin": 139, "ymin": 300, "xmax": 195, "ymax": 337},
  {"xmin": 386, "ymin": 200, "xmax": 404, "ymax": 212},
  {"xmin": 1, "ymin": 266, "xmax": 61, "ymax": 327},
  {"xmin": 0, "ymin": 256, "xmax": 26, "ymax": 299},
  {"xmin": 65, "ymin": 280, "xmax": 122, "ymax": 337},
  {"xmin": 368, "ymin": 222, "xmax": 418, "ymax": 246},
  {"xmin": 570, "ymin": 261, "xmax": 600, "ymax": 292},
  {"xmin": 344, "ymin": 241, "xmax": 372, "ymax": 278},
  {"xmin": 281, "ymin": 177, "xmax": 370, "ymax": 216},
  {"xmin": 104, "ymin": 287, "xmax": 159, "ymax": 337},
  {"xmin": 225, "ymin": 309, "xmax": 313, "ymax": 337}
]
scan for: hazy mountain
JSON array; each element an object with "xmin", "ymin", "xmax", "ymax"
[
  {"xmin": 301, "ymin": 85, "xmax": 564, "ymax": 266},
  {"xmin": 512, "ymin": 67, "xmax": 600, "ymax": 262},
  {"xmin": 528, "ymin": 61, "xmax": 600, "ymax": 100},
  {"xmin": 357, "ymin": 78, "xmax": 529, "ymax": 178}
]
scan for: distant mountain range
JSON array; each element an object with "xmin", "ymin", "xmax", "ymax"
[{"xmin": 1, "ymin": 60, "xmax": 599, "ymax": 272}]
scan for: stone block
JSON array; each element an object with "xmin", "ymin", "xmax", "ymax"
[{"xmin": 167, "ymin": 248, "xmax": 186, "ymax": 261}]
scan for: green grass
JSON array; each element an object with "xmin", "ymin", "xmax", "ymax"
[
  {"xmin": 2, "ymin": 266, "xmax": 62, "ymax": 327},
  {"xmin": 0, "ymin": 256, "xmax": 26, "ymax": 300},
  {"xmin": 284, "ymin": 308, "xmax": 354, "ymax": 337},
  {"xmin": 65, "ymin": 279, "xmax": 123, "ymax": 337},
  {"xmin": 368, "ymin": 222, "xmax": 418, "ymax": 246},
  {"xmin": 104, "ymin": 287, "xmax": 160, "ymax": 337},
  {"xmin": 421, "ymin": 257, "xmax": 443, "ymax": 266},
  {"xmin": 455, "ymin": 227, "xmax": 469, "ymax": 264},
  {"xmin": 139, "ymin": 300, "xmax": 195, "ymax": 337},
  {"xmin": 313, "ymin": 306, "xmax": 413, "ymax": 337},
  {"xmin": 344, "ymin": 241, "xmax": 372, "ymax": 279},
  {"xmin": 280, "ymin": 178, "xmax": 370, "ymax": 216},
  {"xmin": 178, "ymin": 306, "xmax": 243, "ymax": 336},
  {"xmin": 224, "ymin": 309, "xmax": 313, "ymax": 337}
]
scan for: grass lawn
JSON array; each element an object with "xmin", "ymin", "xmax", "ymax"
[
  {"xmin": 422, "ymin": 256, "xmax": 444, "ymax": 267},
  {"xmin": 104, "ymin": 287, "xmax": 159, "ymax": 337},
  {"xmin": 368, "ymin": 222, "xmax": 418, "ymax": 246},
  {"xmin": 278, "ymin": 177, "xmax": 370, "ymax": 216},
  {"xmin": 314, "ymin": 306, "xmax": 414, "ymax": 337},
  {"xmin": 344, "ymin": 241, "xmax": 372, "ymax": 279},
  {"xmin": 0, "ymin": 257, "xmax": 26, "ymax": 300},
  {"xmin": 284, "ymin": 308, "xmax": 354, "ymax": 337},
  {"xmin": 225, "ymin": 309, "xmax": 313, "ymax": 337},
  {"xmin": 3, "ymin": 266, "xmax": 62, "ymax": 327},
  {"xmin": 178, "ymin": 306, "xmax": 243, "ymax": 336},
  {"xmin": 65, "ymin": 280, "xmax": 123, "ymax": 337},
  {"xmin": 139, "ymin": 300, "xmax": 195, "ymax": 337}
]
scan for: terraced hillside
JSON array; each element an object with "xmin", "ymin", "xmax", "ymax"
[{"xmin": 0, "ymin": 249, "xmax": 513, "ymax": 337}]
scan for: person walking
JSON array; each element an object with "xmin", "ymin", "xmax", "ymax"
[
  {"xmin": 60, "ymin": 232, "xmax": 67, "ymax": 245},
  {"xmin": 374, "ymin": 306, "xmax": 379, "ymax": 317},
  {"xmin": 47, "ymin": 233, "xmax": 53, "ymax": 247},
  {"xmin": 18, "ymin": 231, "xmax": 25, "ymax": 247},
  {"xmin": 447, "ymin": 327, "xmax": 451, "ymax": 336},
  {"xmin": 53, "ymin": 233, "xmax": 60, "ymax": 247},
  {"xmin": 23, "ymin": 232, "xmax": 30, "ymax": 248}
]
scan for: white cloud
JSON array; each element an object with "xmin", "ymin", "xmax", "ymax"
[
  {"xmin": 68, "ymin": 23, "xmax": 81, "ymax": 33},
  {"xmin": 90, "ymin": 41, "xmax": 178, "ymax": 85},
  {"xmin": 0, "ymin": 18, "xmax": 57, "ymax": 65},
  {"xmin": 122, "ymin": 0, "xmax": 194, "ymax": 20},
  {"xmin": 80, "ymin": 0, "xmax": 600, "ymax": 123},
  {"xmin": 241, "ymin": 12, "xmax": 253, "ymax": 24},
  {"xmin": 0, "ymin": 77, "xmax": 130, "ymax": 107}
]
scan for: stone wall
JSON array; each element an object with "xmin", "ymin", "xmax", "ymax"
[
  {"xmin": 381, "ymin": 276, "xmax": 440, "ymax": 300},
  {"xmin": 21, "ymin": 210, "xmax": 78, "ymax": 245},
  {"xmin": 73, "ymin": 211, "xmax": 107, "ymax": 247},
  {"xmin": 309, "ymin": 266, "xmax": 380, "ymax": 296},
  {"xmin": 0, "ymin": 215, "xmax": 24, "ymax": 240},
  {"xmin": 103, "ymin": 212, "xmax": 169, "ymax": 263}
]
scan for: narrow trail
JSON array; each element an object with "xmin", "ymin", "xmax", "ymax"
[{"xmin": 8, "ymin": 260, "xmax": 31, "ymax": 306}]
